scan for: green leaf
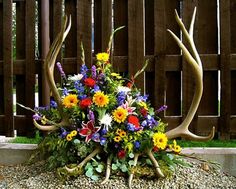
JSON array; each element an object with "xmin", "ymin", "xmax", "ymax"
[
  {"xmin": 95, "ymin": 164, "xmax": 104, "ymax": 173},
  {"xmin": 167, "ymin": 154, "xmax": 174, "ymax": 160},
  {"xmin": 85, "ymin": 162, "xmax": 92, "ymax": 170},
  {"xmin": 120, "ymin": 164, "xmax": 128, "ymax": 172},
  {"xmin": 128, "ymin": 160, "xmax": 135, "ymax": 166},
  {"xmin": 85, "ymin": 168, "xmax": 93, "ymax": 177},
  {"xmin": 73, "ymin": 139, "xmax": 80, "ymax": 144},
  {"xmin": 146, "ymin": 159, "xmax": 152, "ymax": 166},
  {"xmin": 129, "ymin": 153, "xmax": 134, "ymax": 159},
  {"xmin": 112, "ymin": 164, "xmax": 118, "ymax": 170},
  {"xmin": 91, "ymin": 175, "xmax": 99, "ymax": 181}
]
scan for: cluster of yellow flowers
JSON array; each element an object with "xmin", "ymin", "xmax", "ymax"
[
  {"xmin": 114, "ymin": 129, "xmax": 127, "ymax": 142},
  {"xmin": 66, "ymin": 130, "xmax": 78, "ymax": 141}
]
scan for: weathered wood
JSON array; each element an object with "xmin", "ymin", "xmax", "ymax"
[
  {"xmin": 25, "ymin": 0, "xmax": 35, "ymax": 136},
  {"xmin": 77, "ymin": 0, "xmax": 92, "ymax": 69},
  {"xmin": 128, "ymin": 0, "xmax": 144, "ymax": 92},
  {"xmin": 220, "ymin": 0, "xmax": 231, "ymax": 139},
  {"xmin": 3, "ymin": 0, "xmax": 13, "ymax": 136},
  {"xmin": 0, "ymin": 2, "xmax": 4, "ymax": 118}
]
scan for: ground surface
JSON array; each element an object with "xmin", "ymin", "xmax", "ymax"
[{"xmin": 0, "ymin": 160, "xmax": 235, "ymax": 189}]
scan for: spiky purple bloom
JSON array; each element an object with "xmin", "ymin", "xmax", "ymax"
[
  {"xmin": 156, "ymin": 105, "xmax": 168, "ymax": 113},
  {"xmin": 56, "ymin": 62, "xmax": 66, "ymax": 79},
  {"xmin": 91, "ymin": 65, "xmax": 97, "ymax": 79},
  {"xmin": 88, "ymin": 110, "xmax": 95, "ymax": 122}
]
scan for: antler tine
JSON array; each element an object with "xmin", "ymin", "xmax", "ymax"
[
  {"xmin": 165, "ymin": 9, "xmax": 215, "ymax": 141},
  {"xmin": 33, "ymin": 16, "xmax": 72, "ymax": 131}
]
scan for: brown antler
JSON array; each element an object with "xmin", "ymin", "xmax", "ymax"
[
  {"xmin": 34, "ymin": 16, "xmax": 72, "ymax": 131},
  {"xmin": 165, "ymin": 8, "xmax": 215, "ymax": 141}
]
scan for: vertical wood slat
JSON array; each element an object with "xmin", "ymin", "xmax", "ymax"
[
  {"xmin": 113, "ymin": 0, "xmax": 128, "ymax": 56},
  {"xmin": 94, "ymin": 0, "xmax": 112, "ymax": 54},
  {"xmin": 220, "ymin": 0, "xmax": 231, "ymax": 139},
  {"xmin": 15, "ymin": 1, "xmax": 26, "ymax": 116},
  {"xmin": 128, "ymin": 0, "xmax": 144, "ymax": 92},
  {"xmin": 77, "ymin": 0, "xmax": 92, "ymax": 69},
  {"xmin": 154, "ymin": 0, "xmax": 166, "ymax": 118},
  {"xmin": 65, "ymin": 0, "xmax": 77, "ymax": 59},
  {"xmin": 25, "ymin": 0, "xmax": 35, "ymax": 136},
  {"xmin": 0, "ymin": 2, "xmax": 4, "ymax": 118},
  {"xmin": 3, "ymin": 0, "xmax": 13, "ymax": 136}
]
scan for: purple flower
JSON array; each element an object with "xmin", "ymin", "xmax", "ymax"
[
  {"xmin": 136, "ymin": 93, "xmax": 149, "ymax": 102},
  {"xmin": 134, "ymin": 141, "xmax": 140, "ymax": 149},
  {"xmin": 100, "ymin": 129, "xmax": 107, "ymax": 136},
  {"xmin": 88, "ymin": 110, "xmax": 95, "ymax": 122},
  {"xmin": 56, "ymin": 62, "xmax": 66, "ymax": 79},
  {"xmin": 59, "ymin": 128, "xmax": 68, "ymax": 138},
  {"xmin": 91, "ymin": 85, "xmax": 100, "ymax": 93},
  {"xmin": 92, "ymin": 133, "xmax": 100, "ymax": 142},
  {"xmin": 91, "ymin": 65, "xmax": 97, "ymax": 79},
  {"xmin": 156, "ymin": 105, "xmax": 168, "ymax": 113},
  {"xmin": 33, "ymin": 113, "xmax": 41, "ymax": 120}
]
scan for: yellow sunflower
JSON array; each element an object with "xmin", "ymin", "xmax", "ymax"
[
  {"xmin": 152, "ymin": 132, "xmax": 168, "ymax": 150},
  {"xmin": 93, "ymin": 91, "xmax": 109, "ymax": 107},
  {"xmin": 112, "ymin": 107, "xmax": 128, "ymax": 123},
  {"xmin": 96, "ymin": 52, "xmax": 109, "ymax": 62},
  {"xmin": 62, "ymin": 94, "xmax": 79, "ymax": 108},
  {"xmin": 169, "ymin": 140, "xmax": 181, "ymax": 153}
]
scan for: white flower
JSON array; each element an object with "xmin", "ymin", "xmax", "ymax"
[
  {"xmin": 117, "ymin": 86, "xmax": 131, "ymax": 93},
  {"xmin": 68, "ymin": 74, "xmax": 83, "ymax": 81},
  {"xmin": 99, "ymin": 114, "xmax": 112, "ymax": 131}
]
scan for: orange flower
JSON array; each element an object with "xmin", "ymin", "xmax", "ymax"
[
  {"xmin": 93, "ymin": 91, "xmax": 109, "ymax": 107},
  {"xmin": 62, "ymin": 94, "xmax": 79, "ymax": 108}
]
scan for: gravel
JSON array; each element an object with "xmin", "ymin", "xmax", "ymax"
[{"xmin": 0, "ymin": 160, "xmax": 235, "ymax": 189}]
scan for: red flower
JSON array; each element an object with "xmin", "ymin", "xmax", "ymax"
[
  {"xmin": 128, "ymin": 115, "xmax": 140, "ymax": 129},
  {"xmin": 79, "ymin": 120, "xmax": 100, "ymax": 143},
  {"xmin": 80, "ymin": 98, "xmax": 92, "ymax": 109},
  {"xmin": 117, "ymin": 149, "xmax": 126, "ymax": 159},
  {"xmin": 153, "ymin": 146, "xmax": 159, "ymax": 152},
  {"xmin": 140, "ymin": 108, "xmax": 148, "ymax": 117},
  {"xmin": 84, "ymin": 77, "xmax": 96, "ymax": 87}
]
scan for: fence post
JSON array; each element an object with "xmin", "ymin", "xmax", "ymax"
[{"xmin": 3, "ymin": 0, "xmax": 13, "ymax": 136}]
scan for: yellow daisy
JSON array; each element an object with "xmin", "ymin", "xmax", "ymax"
[
  {"xmin": 96, "ymin": 52, "xmax": 109, "ymax": 62},
  {"xmin": 62, "ymin": 94, "xmax": 79, "ymax": 108},
  {"xmin": 169, "ymin": 140, "xmax": 181, "ymax": 153},
  {"xmin": 111, "ymin": 72, "xmax": 122, "ymax": 79},
  {"xmin": 152, "ymin": 132, "xmax": 168, "ymax": 150},
  {"xmin": 114, "ymin": 136, "xmax": 122, "ymax": 142},
  {"xmin": 70, "ymin": 130, "xmax": 77, "ymax": 137},
  {"xmin": 66, "ymin": 134, "xmax": 73, "ymax": 141},
  {"xmin": 93, "ymin": 91, "xmax": 109, "ymax": 107},
  {"xmin": 119, "ymin": 130, "xmax": 127, "ymax": 138},
  {"xmin": 112, "ymin": 107, "xmax": 128, "ymax": 123}
]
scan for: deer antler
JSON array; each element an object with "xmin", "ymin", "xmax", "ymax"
[
  {"xmin": 34, "ymin": 16, "xmax": 72, "ymax": 131},
  {"xmin": 165, "ymin": 8, "xmax": 215, "ymax": 141}
]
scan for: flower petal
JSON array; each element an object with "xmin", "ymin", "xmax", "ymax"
[{"xmin": 79, "ymin": 128, "xmax": 90, "ymax": 136}]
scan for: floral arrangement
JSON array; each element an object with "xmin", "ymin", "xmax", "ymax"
[{"xmin": 27, "ymin": 8, "xmax": 216, "ymax": 187}]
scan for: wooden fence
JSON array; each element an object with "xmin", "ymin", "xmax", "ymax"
[{"xmin": 0, "ymin": 0, "xmax": 235, "ymax": 139}]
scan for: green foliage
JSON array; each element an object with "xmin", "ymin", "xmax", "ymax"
[{"xmin": 9, "ymin": 131, "xmax": 42, "ymax": 144}]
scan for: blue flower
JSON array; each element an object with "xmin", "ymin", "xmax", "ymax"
[
  {"xmin": 92, "ymin": 133, "xmax": 100, "ymax": 142},
  {"xmin": 117, "ymin": 91, "xmax": 126, "ymax": 106},
  {"xmin": 59, "ymin": 128, "xmax": 68, "ymax": 138},
  {"xmin": 100, "ymin": 129, "xmax": 107, "ymax": 136},
  {"xmin": 100, "ymin": 137, "xmax": 106, "ymax": 145},
  {"xmin": 91, "ymin": 85, "xmax": 100, "ymax": 93},
  {"xmin": 63, "ymin": 87, "xmax": 69, "ymax": 96},
  {"xmin": 50, "ymin": 100, "xmax": 57, "ymax": 108},
  {"xmin": 134, "ymin": 141, "xmax": 140, "ymax": 149},
  {"xmin": 33, "ymin": 113, "xmax": 41, "ymax": 120},
  {"xmin": 80, "ymin": 64, "xmax": 88, "ymax": 77},
  {"xmin": 127, "ymin": 123, "xmax": 135, "ymax": 132}
]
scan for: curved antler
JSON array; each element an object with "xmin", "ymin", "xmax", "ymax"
[
  {"xmin": 34, "ymin": 16, "xmax": 72, "ymax": 131},
  {"xmin": 165, "ymin": 8, "xmax": 215, "ymax": 141}
]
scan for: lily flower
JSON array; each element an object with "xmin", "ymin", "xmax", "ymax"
[{"xmin": 79, "ymin": 120, "xmax": 101, "ymax": 143}]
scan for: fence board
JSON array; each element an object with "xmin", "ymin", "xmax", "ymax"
[
  {"xmin": 128, "ymin": 0, "xmax": 144, "ymax": 92},
  {"xmin": 0, "ymin": 2, "xmax": 4, "ymax": 118},
  {"xmin": 24, "ymin": 0, "xmax": 35, "ymax": 136},
  {"xmin": 77, "ymin": 0, "xmax": 92, "ymax": 69},
  {"xmin": 220, "ymin": 0, "xmax": 231, "ymax": 139},
  {"xmin": 3, "ymin": 0, "xmax": 13, "ymax": 136}
]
